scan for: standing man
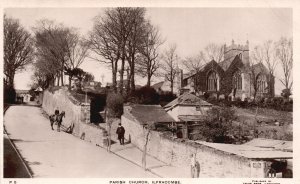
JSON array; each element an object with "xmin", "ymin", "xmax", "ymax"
[{"xmin": 116, "ymin": 123, "xmax": 125, "ymax": 145}]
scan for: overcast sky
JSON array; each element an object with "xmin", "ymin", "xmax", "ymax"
[{"xmin": 5, "ymin": 8, "xmax": 292, "ymax": 94}]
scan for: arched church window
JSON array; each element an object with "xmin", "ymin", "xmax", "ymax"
[
  {"xmin": 207, "ymin": 71, "xmax": 219, "ymax": 91},
  {"xmin": 233, "ymin": 71, "xmax": 242, "ymax": 90},
  {"xmin": 257, "ymin": 74, "xmax": 267, "ymax": 93}
]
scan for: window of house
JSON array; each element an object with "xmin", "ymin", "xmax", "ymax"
[
  {"xmin": 207, "ymin": 71, "xmax": 219, "ymax": 91},
  {"xmin": 233, "ymin": 71, "xmax": 242, "ymax": 90},
  {"xmin": 196, "ymin": 106, "xmax": 201, "ymax": 111}
]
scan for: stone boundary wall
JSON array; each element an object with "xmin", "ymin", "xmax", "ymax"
[
  {"xmin": 121, "ymin": 113, "xmax": 264, "ymax": 177},
  {"xmin": 42, "ymin": 87, "xmax": 107, "ymax": 147}
]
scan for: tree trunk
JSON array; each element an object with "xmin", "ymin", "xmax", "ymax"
[
  {"xmin": 105, "ymin": 111, "xmax": 112, "ymax": 153},
  {"xmin": 126, "ymin": 68, "xmax": 131, "ymax": 95},
  {"xmin": 56, "ymin": 73, "xmax": 60, "ymax": 86},
  {"xmin": 130, "ymin": 54, "xmax": 135, "ymax": 93},
  {"xmin": 171, "ymin": 80, "xmax": 174, "ymax": 94},
  {"xmin": 112, "ymin": 61, "xmax": 118, "ymax": 92},
  {"xmin": 8, "ymin": 72, "xmax": 15, "ymax": 88},
  {"xmin": 119, "ymin": 59, "xmax": 125, "ymax": 94},
  {"xmin": 146, "ymin": 74, "xmax": 151, "ymax": 87},
  {"xmin": 68, "ymin": 76, "xmax": 72, "ymax": 89},
  {"xmin": 142, "ymin": 128, "xmax": 151, "ymax": 170}
]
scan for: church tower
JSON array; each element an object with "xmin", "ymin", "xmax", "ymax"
[{"xmin": 224, "ymin": 40, "xmax": 250, "ymax": 66}]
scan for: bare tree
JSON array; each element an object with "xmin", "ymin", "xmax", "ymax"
[
  {"xmin": 34, "ymin": 19, "xmax": 74, "ymax": 86},
  {"xmin": 275, "ymin": 37, "xmax": 293, "ymax": 97},
  {"xmin": 64, "ymin": 32, "xmax": 89, "ymax": 89},
  {"xmin": 4, "ymin": 15, "xmax": 34, "ymax": 87},
  {"xmin": 89, "ymin": 8, "xmax": 146, "ymax": 94},
  {"xmin": 250, "ymin": 46, "xmax": 265, "ymax": 100},
  {"xmin": 161, "ymin": 44, "xmax": 179, "ymax": 94},
  {"xmin": 260, "ymin": 40, "xmax": 277, "ymax": 97},
  {"xmin": 125, "ymin": 8, "xmax": 147, "ymax": 93},
  {"xmin": 182, "ymin": 51, "xmax": 206, "ymax": 74},
  {"xmin": 89, "ymin": 9, "xmax": 121, "ymax": 92},
  {"xmin": 204, "ymin": 43, "xmax": 224, "ymax": 63},
  {"xmin": 136, "ymin": 22, "xmax": 164, "ymax": 87}
]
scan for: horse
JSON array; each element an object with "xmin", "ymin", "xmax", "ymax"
[
  {"xmin": 56, "ymin": 111, "xmax": 65, "ymax": 132},
  {"xmin": 49, "ymin": 111, "xmax": 65, "ymax": 132}
]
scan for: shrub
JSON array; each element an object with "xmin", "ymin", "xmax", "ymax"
[
  {"xmin": 106, "ymin": 92, "xmax": 124, "ymax": 118},
  {"xmin": 159, "ymin": 92, "xmax": 177, "ymax": 106},
  {"xmin": 200, "ymin": 106, "xmax": 237, "ymax": 143},
  {"xmin": 4, "ymin": 86, "xmax": 16, "ymax": 104},
  {"xmin": 129, "ymin": 86, "xmax": 160, "ymax": 105}
]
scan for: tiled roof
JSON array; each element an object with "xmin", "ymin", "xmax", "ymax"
[
  {"xmin": 164, "ymin": 93, "xmax": 212, "ymax": 109},
  {"xmin": 124, "ymin": 104, "xmax": 175, "ymax": 125}
]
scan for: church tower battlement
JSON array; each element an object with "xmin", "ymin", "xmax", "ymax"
[{"xmin": 224, "ymin": 40, "xmax": 250, "ymax": 66}]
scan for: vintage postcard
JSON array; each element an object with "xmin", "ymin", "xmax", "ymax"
[{"xmin": 1, "ymin": 1, "xmax": 299, "ymax": 184}]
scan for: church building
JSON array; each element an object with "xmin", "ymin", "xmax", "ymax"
[{"xmin": 178, "ymin": 40, "xmax": 274, "ymax": 100}]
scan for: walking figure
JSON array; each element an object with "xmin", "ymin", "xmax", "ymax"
[{"xmin": 116, "ymin": 123, "xmax": 125, "ymax": 145}]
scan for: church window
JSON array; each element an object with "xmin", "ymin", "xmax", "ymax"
[
  {"xmin": 233, "ymin": 71, "xmax": 242, "ymax": 90},
  {"xmin": 257, "ymin": 74, "xmax": 267, "ymax": 93},
  {"xmin": 207, "ymin": 71, "xmax": 219, "ymax": 91}
]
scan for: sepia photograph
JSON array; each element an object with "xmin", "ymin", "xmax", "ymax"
[{"xmin": 2, "ymin": 5, "xmax": 295, "ymax": 182}]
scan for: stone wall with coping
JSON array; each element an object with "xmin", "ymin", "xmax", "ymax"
[
  {"xmin": 121, "ymin": 112, "xmax": 266, "ymax": 177},
  {"xmin": 42, "ymin": 87, "xmax": 107, "ymax": 147}
]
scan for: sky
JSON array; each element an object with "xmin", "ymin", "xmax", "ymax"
[{"xmin": 4, "ymin": 8, "xmax": 293, "ymax": 94}]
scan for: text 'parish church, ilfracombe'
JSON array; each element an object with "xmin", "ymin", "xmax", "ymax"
[{"xmin": 177, "ymin": 40, "xmax": 275, "ymax": 100}]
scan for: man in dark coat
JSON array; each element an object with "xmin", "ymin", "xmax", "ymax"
[{"xmin": 116, "ymin": 123, "xmax": 125, "ymax": 145}]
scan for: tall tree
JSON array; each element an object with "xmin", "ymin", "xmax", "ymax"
[
  {"xmin": 125, "ymin": 8, "xmax": 147, "ymax": 93},
  {"xmin": 161, "ymin": 44, "xmax": 179, "ymax": 94},
  {"xmin": 136, "ymin": 22, "xmax": 164, "ymax": 87},
  {"xmin": 250, "ymin": 46, "xmax": 265, "ymax": 100},
  {"xmin": 89, "ymin": 8, "xmax": 125, "ymax": 92},
  {"xmin": 34, "ymin": 19, "xmax": 74, "ymax": 86},
  {"xmin": 204, "ymin": 43, "xmax": 224, "ymax": 63},
  {"xmin": 261, "ymin": 40, "xmax": 277, "ymax": 97},
  {"xmin": 4, "ymin": 15, "xmax": 34, "ymax": 87},
  {"xmin": 275, "ymin": 37, "xmax": 293, "ymax": 97},
  {"xmin": 64, "ymin": 32, "xmax": 89, "ymax": 89},
  {"xmin": 182, "ymin": 51, "xmax": 206, "ymax": 73}
]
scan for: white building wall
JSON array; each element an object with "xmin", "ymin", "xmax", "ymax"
[
  {"xmin": 167, "ymin": 105, "xmax": 211, "ymax": 121},
  {"xmin": 167, "ymin": 106, "xmax": 179, "ymax": 121}
]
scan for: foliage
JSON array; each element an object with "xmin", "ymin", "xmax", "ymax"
[
  {"xmin": 281, "ymin": 88, "xmax": 292, "ymax": 99},
  {"xmin": 159, "ymin": 92, "xmax": 177, "ymax": 106},
  {"xmin": 106, "ymin": 92, "xmax": 124, "ymax": 118},
  {"xmin": 201, "ymin": 106, "xmax": 237, "ymax": 143},
  {"xmin": 128, "ymin": 86, "xmax": 160, "ymax": 105},
  {"xmin": 4, "ymin": 85, "xmax": 16, "ymax": 104},
  {"xmin": 204, "ymin": 96, "xmax": 293, "ymax": 112}
]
